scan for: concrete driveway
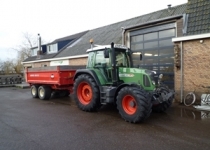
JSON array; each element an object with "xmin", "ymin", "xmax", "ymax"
[{"xmin": 0, "ymin": 87, "xmax": 210, "ymax": 150}]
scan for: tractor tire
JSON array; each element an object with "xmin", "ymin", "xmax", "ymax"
[
  {"xmin": 31, "ymin": 85, "xmax": 39, "ymax": 98},
  {"xmin": 116, "ymin": 86, "xmax": 152, "ymax": 123},
  {"xmin": 38, "ymin": 85, "xmax": 52, "ymax": 100},
  {"xmin": 73, "ymin": 74, "xmax": 100, "ymax": 112},
  {"xmin": 152, "ymin": 86, "xmax": 173, "ymax": 113}
]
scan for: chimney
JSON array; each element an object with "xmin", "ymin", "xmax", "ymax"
[
  {"xmin": 167, "ymin": 4, "xmax": 172, "ymax": 12},
  {"xmin": 37, "ymin": 34, "xmax": 42, "ymax": 59}
]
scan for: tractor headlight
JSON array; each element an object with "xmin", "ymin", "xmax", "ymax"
[
  {"xmin": 151, "ymin": 71, "xmax": 157, "ymax": 85},
  {"xmin": 152, "ymin": 80, "xmax": 156, "ymax": 85},
  {"xmin": 159, "ymin": 74, "xmax": 163, "ymax": 79},
  {"xmin": 158, "ymin": 74, "xmax": 163, "ymax": 84}
]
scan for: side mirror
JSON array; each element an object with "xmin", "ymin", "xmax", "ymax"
[
  {"xmin": 140, "ymin": 54, "xmax": 142, "ymax": 60},
  {"xmin": 104, "ymin": 48, "xmax": 109, "ymax": 58}
]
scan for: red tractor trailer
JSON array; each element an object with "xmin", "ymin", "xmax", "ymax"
[{"xmin": 26, "ymin": 66, "xmax": 85, "ymax": 100}]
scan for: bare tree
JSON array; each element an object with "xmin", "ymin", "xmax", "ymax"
[
  {"xmin": 2, "ymin": 60, "xmax": 13, "ymax": 74},
  {"xmin": 13, "ymin": 32, "xmax": 38, "ymax": 59},
  {"xmin": 11, "ymin": 32, "xmax": 45, "ymax": 74},
  {"xmin": 0, "ymin": 60, "xmax": 3, "ymax": 74},
  {"xmin": 1, "ymin": 32, "xmax": 47, "ymax": 74}
]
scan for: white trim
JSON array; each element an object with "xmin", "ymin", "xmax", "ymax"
[
  {"xmin": 67, "ymin": 38, "xmax": 82, "ymax": 48},
  {"xmin": 86, "ymin": 44, "xmax": 128, "ymax": 52},
  {"xmin": 172, "ymin": 33, "xmax": 210, "ymax": 42},
  {"xmin": 22, "ymin": 54, "xmax": 88, "ymax": 64}
]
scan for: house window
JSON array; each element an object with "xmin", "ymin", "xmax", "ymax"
[
  {"xmin": 41, "ymin": 64, "xmax": 47, "ymax": 67},
  {"xmin": 31, "ymin": 48, "xmax": 38, "ymax": 56},
  {"xmin": 47, "ymin": 43, "xmax": 58, "ymax": 54}
]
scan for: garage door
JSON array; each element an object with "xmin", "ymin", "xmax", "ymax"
[{"xmin": 130, "ymin": 23, "xmax": 175, "ymax": 89}]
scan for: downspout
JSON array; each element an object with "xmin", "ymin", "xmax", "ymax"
[
  {"xmin": 180, "ymin": 41, "xmax": 183, "ymax": 103},
  {"xmin": 121, "ymin": 27, "xmax": 125, "ymax": 45}
]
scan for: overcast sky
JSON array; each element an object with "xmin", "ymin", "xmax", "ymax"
[{"xmin": 0, "ymin": 0, "xmax": 187, "ymax": 61}]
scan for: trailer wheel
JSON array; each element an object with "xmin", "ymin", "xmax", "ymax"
[
  {"xmin": 116, "ymin": 86, "xmax": 152, "ymax": 123},
  {"xmin": 38, "ymin": 86, "xmax": 52, "ymax": 100},
  {"xmin": 152, "ymin": 86, "xmax": 173, "ymax": 113},
  {"xmin": 73, "ymin": 74, "xmax": 100, "ymax": 111},
  {"xmin": 31, "ymin": 85, "xmax": 39, "ymax": 98}
]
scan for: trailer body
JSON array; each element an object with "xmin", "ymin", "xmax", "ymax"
[{"xmin": 26, "ymin": 66, "xmax": 84, "ymax": 92}]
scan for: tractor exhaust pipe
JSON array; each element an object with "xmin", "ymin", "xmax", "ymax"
[{"xmin": 111, "ymin": 42, "xmax": 119, "ymax": 85}]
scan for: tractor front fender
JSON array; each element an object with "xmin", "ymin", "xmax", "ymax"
[{"xmin": 114, "ymin": 83, "xmax": 143, "ymax": 100}]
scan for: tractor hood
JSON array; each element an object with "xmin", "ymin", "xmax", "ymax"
[{"xmin": 118, "ymin": 67, "xmax": 156, "ymax": 91}]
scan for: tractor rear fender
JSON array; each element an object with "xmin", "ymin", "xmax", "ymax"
[{"xmin": 73, "ymin": 69, "xmax": 101, "ymax": 86}]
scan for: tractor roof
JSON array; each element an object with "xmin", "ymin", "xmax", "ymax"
[{"xmin": 86, "ymin": 44, "xmax": 128, "ymax": 52}]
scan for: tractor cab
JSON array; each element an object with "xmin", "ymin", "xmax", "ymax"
[
  {"xmin": 86, "ymin": 43, "xmax": 155, "ymax": 91},
  {"xmin": 86, "ymin": 43, "xmax": 134, "ymax": 84}
]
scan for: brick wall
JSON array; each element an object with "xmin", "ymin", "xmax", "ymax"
[
  {"xmin": 174, "ymin": 38, "xmax": 210, "ymax": 103},
  {"xmin": 33, "ymin": 61, "xmax": 50, "ymax": 68},
  {"xmin": 69, "ymin": 57, "xmax": 88, "ymax": 65}
]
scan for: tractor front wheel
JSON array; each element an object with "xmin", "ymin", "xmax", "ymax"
[
  {"xmin": 116, "ymin": 86, "xmax": 152, "ymax": 123},
  {"xmin": 73, "ymin": 74, "xmax": 100, "ymax": 112}
]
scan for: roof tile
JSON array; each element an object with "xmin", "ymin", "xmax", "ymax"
[
  {"xmin": 55, "ymin": 3, "xmax": 187, "ymax": 58},
  {"xmin": 186, "ymin": 0, "xmax": 210, "ymax": 35}
]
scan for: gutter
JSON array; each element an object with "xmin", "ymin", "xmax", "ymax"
[
  {"xmin": 180, "ymin": 41, "xmax": 183, "ymax": 103},
  {"xmin": 22, "ymin": 54, "xmax": 88, "ymax": 64},
  {"xmin": 124, "ymin": 14, "xmax": 183, "ymax": 30},
  {"xmin": 172, "ymin": 33, "xmax": 210, "ymax": 42},
  {"xmin": 121, "ymin": 27, "xmax": 125, "ymax": 45}
]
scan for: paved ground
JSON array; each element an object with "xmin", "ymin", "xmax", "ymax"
[
  {"xmin": 0, "ymin": 87, "xmax": 210, "ymax": 150},
  {"xmin": 0, "ymin": 82, "xmax": 30, "ymax": 89}
]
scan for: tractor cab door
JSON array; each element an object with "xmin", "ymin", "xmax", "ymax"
[{"xmin": 94, "ymin": 50, "xmax": 112, "ymax": 82}]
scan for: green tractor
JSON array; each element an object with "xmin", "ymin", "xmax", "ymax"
[{"xmin": 73, "ymin": 42, "xmax": 174, "ymax": 123}]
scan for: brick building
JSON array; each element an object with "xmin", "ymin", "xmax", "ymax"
[
  {"xmin": 22, "ymin": 0, "xmax": 210, "ymax": 103},
  {"xmin": 172, "ymin": 0, "xmax": 210, "ymax": 102}
]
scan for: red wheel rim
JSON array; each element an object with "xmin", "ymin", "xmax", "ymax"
[
  {"xmin": 77, "ymin": 82, "xmax": 93, "ymax": 105},
  {"xmin": 122, "ymin": 95, "xmax": 137, "ymax": 115}
]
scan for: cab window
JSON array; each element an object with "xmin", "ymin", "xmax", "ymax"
[{"xmin": 95, "ymin": 50, "xmax": 110, "ymax": 66}]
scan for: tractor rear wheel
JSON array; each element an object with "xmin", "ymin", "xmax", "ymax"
[
  {"xmin": 116, "ymin": 86, "xmax": 152, "ymax": 123},
  {"xmin": 31, "ymin": 85, "xmax": 39, "ymax": 98},
  {"xmin": 152, "ymin": 86, "xmax": 173, "ymax": 113},
  {"xmin": 73, "ymin": 74, "xmax": 100, "ymax": 112},
  {"xmin": 38, "ymin": 86, "xmax": 52, "ymax": 100}
]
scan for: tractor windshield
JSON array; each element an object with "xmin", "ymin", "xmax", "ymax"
[{"xmin": 115, "ymin": 48, "xmax": 131, "ymax": 67}]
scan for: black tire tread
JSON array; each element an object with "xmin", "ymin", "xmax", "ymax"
[
  {"xmin": 31, "ymin": 85, "xmax": 39, "ymax": 98},
  {"xmin": 116, "ymin": 86, "xmax": 152, "ymax": 123},
  {"xmin": 38, "ymin": 85, "xmax": 51, "ymax": 100},
  {"xmin": 73, "ymin": 74, "xmax": 100, "ymax": 112}
]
